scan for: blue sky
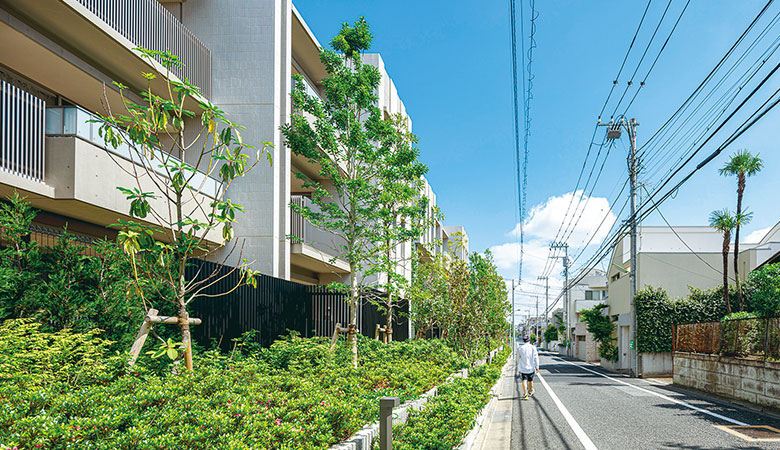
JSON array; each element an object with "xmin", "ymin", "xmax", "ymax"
[{"xmin": 294, "ymin": 1, "xmax": 780, "ymax": 312}]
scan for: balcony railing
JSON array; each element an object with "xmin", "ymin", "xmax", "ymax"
[
  {"xmin": 0, "ymin": 79, "xmax": 45, "ymax": 182},
  {"xmin": 46, "ymin": 105, "xmax": 220, "ymax": 198},
  {"xmin": 76, "ymin": 0, "xmax": 212, "ymax": 97}
]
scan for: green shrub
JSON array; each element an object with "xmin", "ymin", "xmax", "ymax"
[
  {"xmin": 721, "ymin": 311, "xmax": 758, "ymax": 322},
  {"xmin": 0, "ymin": 320, "xmax": 468, "ymax": 450},
  {"xmin": 598, "ymin": 342, "xmax": 618, "ymax": 362},
  {"xmin": 543, "ymin": 325, "xmax": 558, "ymax": 343},
  {"xmin": 393, "ymin": 347, "xmax": 510, "ymax": 450},
  {"xmin": 745, "ymin": 263, "xmax": 780, "ymax": 317},
  {"xmin": 0, "ymin": 195, "xmax": 154, "ymax": 350},
  {"xmin": 636, "ymin": 286, "xmax": 730, "ymax": 353}
]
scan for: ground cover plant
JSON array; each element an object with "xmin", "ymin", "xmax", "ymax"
[
  {"xmin": 392, "ymin": 346, "xmax": 511, "ymax": 450},
  {"xmin": 0, "ymin": 319, "xmax": 467, "ymax": 450}
]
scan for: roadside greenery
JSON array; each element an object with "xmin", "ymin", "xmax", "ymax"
[
  {"xmin": 636, "ymin": 286, "xmax": 730, "ymax": 353},
  {"xmin": 0, "ymin": 319, "xmax": 467, "ymax": 450},
  {"xmin": 579, "ymin": 303, "xmax": 618, "ymax": 362},
  {"xmin": 408, "ymin": 250, "xmax": 510, "ymax": 358},
  {"xmin": 393, "ymin": 346, "xmax": 510, "ymax": 450},
  {"xmin": 543, "ymin": 324, "xmax": 558, "ymax": 343},
  {"xmin": 745, "ymin": 263, "xmax": 780, "ymax": 317},
  {"xmin": 0, "ymin": 194, "xmax": 147, "ymax": 350}
]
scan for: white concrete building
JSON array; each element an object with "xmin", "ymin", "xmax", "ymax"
[
  {"xmin": 0, "ymin": 0, "xmax": 467, "ymax": 289},
  {"xmin": 568, "ymin": 268, "xmax": 608, "ymax": 363}
]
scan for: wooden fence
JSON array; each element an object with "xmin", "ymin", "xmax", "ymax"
[{"xmin": 674, "ymin": 317, "xmax": 780, "ymax": 359}]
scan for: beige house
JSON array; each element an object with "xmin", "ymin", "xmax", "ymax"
[
  {"xmin": 568, "ymin": 268, "xmax": 608, "ymax": 362},
  {"xmin": 607, "ymin": 226, "xmax": 735, "ymax": 375}
]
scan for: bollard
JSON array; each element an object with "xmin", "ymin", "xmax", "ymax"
[{"xmin": 379, "ymin": 396, "xmax": 399, "ymax": 450}]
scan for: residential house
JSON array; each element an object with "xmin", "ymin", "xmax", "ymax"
[
  {"xmin": 568, "ymin": 268, "xmax": 608, "ymax": 363},
  {"xmin": 607, "ymin": 226, "xmax": 734, "ymax": 375}
]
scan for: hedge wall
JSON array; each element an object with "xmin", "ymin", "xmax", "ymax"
[{"xmin": 636, "ymin": 286, "xmax": 730, "ymax": 353}]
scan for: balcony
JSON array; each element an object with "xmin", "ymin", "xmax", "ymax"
[
  {"xmin": 290, "ymin": 195, "xmax": 349, "ymax": 279},
  {"xmin": 0, "ymin": 79, "xmax": 45, "ymax": 182},
  {"xmin": 45, "ymin": 105, "xmax": 220, "ymax": 198},
  {"xmin": 74, "ymin": 0, "xmax": 211, "ymax": 97},
  {"xmin": 1, "ymin": 0, "xmax": 211, "ymax": 119}
]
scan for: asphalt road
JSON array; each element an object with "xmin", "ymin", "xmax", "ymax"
[{"xmin": 510, "ymin": 351, "xmax": 780, "ymax": 450}]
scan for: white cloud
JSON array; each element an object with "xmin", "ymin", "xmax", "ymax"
[
  {"xmin": 744, "ymin": 226, "xmax": 772, "ymax": 243},
  {"xmin": 490, "ymin": 190, "xmax": 617, "ymax": 315},
  {"xmin": 509, "ymin": 190, "xmax": 616, "ymax": 248}
]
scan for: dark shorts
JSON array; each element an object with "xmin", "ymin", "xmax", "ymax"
[{"xmin": 521, "ymin": 372, "xmax": 535, "ymax": 381}]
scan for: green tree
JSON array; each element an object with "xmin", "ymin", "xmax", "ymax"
[
  {"xmin": 719, "ymin": 150, "xmax": 763, "ymax": 310},
  {"xmin": 580, "ymin": 303, "xmax": 617, "ymax": 362},
  {"xmin": 408, "ymin": 252, "xmax": 450, "ymax": 338},
  {"xmin": 746, "ymin": 263, "xmax": 780, "ymax": 317},
  {"xmin": 468, "ymin": 251, "xmax": 510, "ymax": 351},
  {"xmin": 369, "ymin": 114, "xmax": 430, "ymax": 342},
  {"xmin": 281, "ymin": 18, "xmax": 390, "ymax": 367},
  {"xmin": 94, "ymin": 48, "xmax": 268, "ymax": 370},
  {"xmin": 543, "ymin": 325, "xmax": 558, "ymax": 343},
  {"xmin": 709, "ymin": 209, "xmax": 751, "ymax": 314}
]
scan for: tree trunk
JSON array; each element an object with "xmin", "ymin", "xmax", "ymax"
[
  {"xmin": 385, "ymin": 293, "xmax": 393, "ymax": 343},
  {"xmin": 349, "ymin": 270, "xmax": 358, "ymax": 368},
  {"xmin": 178, "ymin": 302, "xmax": 193, "ymax": 371},
  {"xmin": 723, "ymin": 233, "xmax": 732, "ymax": 314},
  {"xmin": 734, "ymin": 174, "xmax": 745, "ymax": 311}
]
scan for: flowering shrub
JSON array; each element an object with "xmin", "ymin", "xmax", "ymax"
[
  {"xmin": 393, "ymin": 346, "xmax": 510, "ymax": 449},
  {"xmin": 0, "ymin": 320, "xmax": 466, "ymax": 449}
]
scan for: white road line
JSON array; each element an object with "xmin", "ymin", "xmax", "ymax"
[
  {"xmin": 556, "ymin": 358, "xmax": 748, "ymax": 426},
  {"xmin": 537, "ymin": 372, "xmax": 599, "ymax": 450}
]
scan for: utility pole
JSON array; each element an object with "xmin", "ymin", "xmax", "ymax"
[
  {"xmin": 538, "ymin": 276, "xmax": 549, "ymax": 348},
  {"xmin": 511, "ymin": 279, "xmax": 516, "ymax": 376},
  {"xmin": 550, "ymin": 242, "xmax": 569, "ymax": 355},
  {"xmin": 535, "ymin": 296, "xmax": 540, "ymax": 347},
  {"xmin": 599, "ymin": 116, "xmax": 640, "ymax": 377}
]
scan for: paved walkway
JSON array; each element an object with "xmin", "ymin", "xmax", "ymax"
[{"xmin": 471, "ymin": 350, "xmax": 780, "ymax": 449}]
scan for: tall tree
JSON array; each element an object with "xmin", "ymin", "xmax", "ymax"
[
  {"xmin": 369, "ymin": 114, "xmax": 429, "ymax": 342},
  {"xmin": 709, "ymin": 209, "xmax": 751, "ymax": 314},
  {"xmin": 94, "ymin": 49, "xmax": 267, "ymax": 370},
  {"xmin": 281, "ymin": 18, "xmax": 390, "ymax": 367},
  {"xmin": 719, "ymin": 150, "xmax": 763, "ymax": 311}
]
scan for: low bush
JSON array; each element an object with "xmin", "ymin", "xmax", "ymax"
[
  {"xmin": 745, "ymin": 263, "xmax": 780, "ymax": 317},
  {"xmin": 0, "ymin": 319, "xmax": 467, "ymax": 450},
  {"xmin": 636, "ymin": 286, "xmax": 730, "ymax": 353},
  {"xmin": 598, "ymin": 342, "xmax": 619, "ymax": 362},
  {"xmin": 392, "ymin": 346, "xmax": 510, "ymax": 450}
]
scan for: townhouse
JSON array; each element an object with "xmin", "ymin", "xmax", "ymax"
[{"xmin": 0, "ymin": 0, "xmax": 466, "ymax": 288}]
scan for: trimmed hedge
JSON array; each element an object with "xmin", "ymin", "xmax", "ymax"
[
  {"xmin": 0, "ymin": 319, "xmax": 467, "ymax": 450},
  {"xmin": 392, "ymin": 346, "xmax": 510, "ymax": 450},
  {"xmin": 636, "ymin": 286, "xmax": 730, "ymax": 353}
]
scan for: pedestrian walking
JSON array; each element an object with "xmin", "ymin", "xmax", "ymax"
[{"xmin": 517, "ymin": 335, "xmax": 539, "ymax": 400}]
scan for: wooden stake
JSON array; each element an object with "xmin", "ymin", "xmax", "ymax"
[{"xmin": 128, "ymin": 308, "xmax": 157, "ymax": 367}]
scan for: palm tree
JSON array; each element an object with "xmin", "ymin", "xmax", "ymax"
[
  {"xmin": 709, "ymin": 210, "xmax": 751, "ymax": 314},
  {"xmin": 719, "ymin": 150, "xmax": 763, "ymax": 310}
]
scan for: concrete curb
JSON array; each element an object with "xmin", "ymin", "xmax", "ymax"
[
  {"xmin": 456, "ymin": 355, "xmax": 513, "ymax": 450},
  {"xmin": 328, "ymin": 346, "xmax": 503, "ymax": 450}
]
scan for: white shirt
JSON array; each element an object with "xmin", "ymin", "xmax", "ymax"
[{"xmin": 517, "ymin": 342, "xmax": 539, "ymax": 374}]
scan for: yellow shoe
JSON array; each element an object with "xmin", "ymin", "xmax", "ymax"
[{"xmin": 529, "ymin": 389, "xmax": 535, "ymax": 396}]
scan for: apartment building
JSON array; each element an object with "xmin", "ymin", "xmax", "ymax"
[
  {"xmin": 1, "ymin": 0, "xmax": 219, "ymax": 249},
  {"xmin": 0, "ymin": 0, "xmax": 465, "ymax": 288}
]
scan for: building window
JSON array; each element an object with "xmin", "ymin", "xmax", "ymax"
[{"xmin": 585, "ymin": 291, "xmax": 594, "ymax": 300}]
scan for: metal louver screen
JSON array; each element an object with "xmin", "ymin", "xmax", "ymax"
[{"xmin": 0, "ymin": 79, "xmax": 45, "ymax": 182}]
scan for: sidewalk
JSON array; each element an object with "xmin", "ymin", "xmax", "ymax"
[{"xmin": 468, "ymin": 357, "xmax": 516, "ymax": 449}]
